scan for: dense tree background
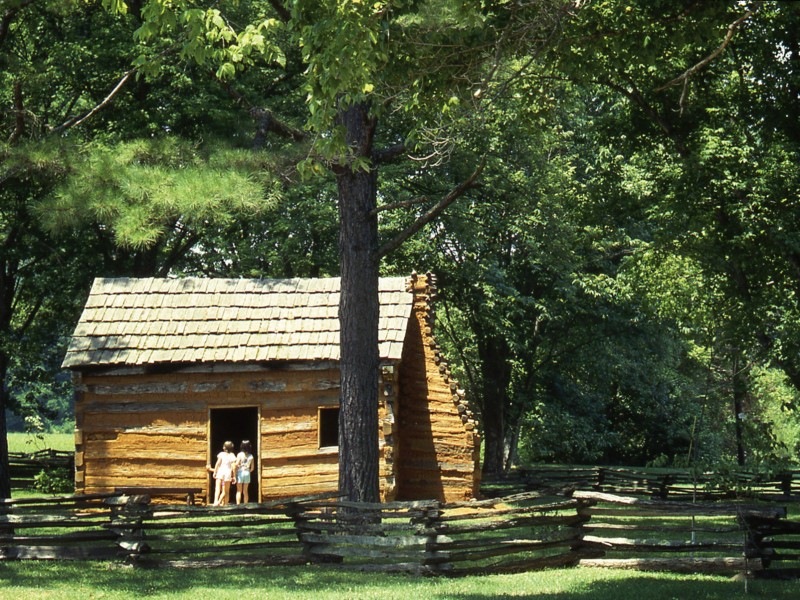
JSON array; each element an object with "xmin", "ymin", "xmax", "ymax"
[{"xmin": 2, "ymin": 0, "xmax": 800, "ymax": 498}]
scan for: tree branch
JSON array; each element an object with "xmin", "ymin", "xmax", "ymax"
[
  {"xmin": 251, "ymin": 106, "xmax": 307, "ymax": 145},
  {"xmin": 8, "ymin": 80, "xmax": 24, "ymax": 144},
  {"xmin": 372, "ymin": 143, "xmax": 406, "ymax": 164},
  {"xmin": 370, "ymin": 194, "xmax": 429, "ymax": 217},
  {"xmin": 601, "ymin": 76, "xmax": 688, "ymax": 156},
  {"xmin": 655, "ymin": 9, "xmax": 753, "ymax": 96},
  {"xmin": 217, "ymin": 78, "xmax": 306, "ymax": 145},
  {"xmin": 0, "ymin": 0, "xmax": 35, "ymax": 49},
  {"xmin": 266, "ymin": 0, "xmax": 292, "ymax": 24},
  {"xmin": 53, "ymin": 68, "xmax": 136, "ymax": 133},
  {"xmin": 377, "ymin": 157, "xmax": 485, "ymax": 258}
]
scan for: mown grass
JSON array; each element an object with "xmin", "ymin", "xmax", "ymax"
[
  {"xmin": 0, "ymin": 562, "xmax": 796, "ymax": 599},
  {"xmin": 7, "ymin": 431, "xmax": 74, "ymax": 453}
]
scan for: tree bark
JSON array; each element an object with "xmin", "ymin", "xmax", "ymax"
[
  {"xmin": 732, "ymin": 352, "xmax": 747, "ymax": 467},
  {"xmin": 0, "ymin": 358, "xmax": 9, "ymax": 500},
  {"xmin": 477, "ymin": 333, "xmax": 513, "ymax": 480},
  {"xmin": 336, "ymin": 102, "xmax": 380, "ymax": 503}
]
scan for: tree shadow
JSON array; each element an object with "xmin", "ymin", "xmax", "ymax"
[{"xmin": 0, "ymin": 563, "xmax": 796, "ymax": 599}]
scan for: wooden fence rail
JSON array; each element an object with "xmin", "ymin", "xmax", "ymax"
[
  {"xmin": 484, "ymin": 466, "xmax": 800, "ymax": 501},
  {"xmin": 1, "ymin": 493, "xmax": 123, "ymax": 560},
  {"xmin": 9, "ymin": 450, "xmax": 74, "ymax": 490},
  {"xmin": 742, "ymin": 514, "xmax": 800, "ymax": 579},
  {"xmin": 572, "ymin": 490, "xmax": 787, "ymax": 576},
  {"xmin": 293, "ymin": 491, "xmax": 594, "ymax": 575},
  {"xmin": 3, "ymin": 489, "xmax": 800, "ymax": 578}
]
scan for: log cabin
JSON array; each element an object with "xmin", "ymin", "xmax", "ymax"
[{"xmin": 62, "ymin": 273, "xmax": 480, "ymax": 503}]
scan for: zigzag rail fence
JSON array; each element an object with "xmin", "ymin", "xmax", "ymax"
[
  {"xmin": 3, "ymin": 467, "xmax": 799, "ymax": 578},
  {"xmin": 9, "ymin": 450, "xmax": 74, "ymax": 490},
  {"xmin": 1, "ymin": 491, "xmax": 590, "ymax": 574},
  {"xmin": 482, "ymin": 465, "xmax": 800, "ymax": 501}
]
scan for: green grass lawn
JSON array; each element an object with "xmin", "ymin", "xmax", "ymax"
[
  {"xmin": 7, "ymin": 431, "xmax": 74, "ymax": 453},
  {"xmin": 0, "ymin": 563, "xmax": 795, "ymax": 599}
]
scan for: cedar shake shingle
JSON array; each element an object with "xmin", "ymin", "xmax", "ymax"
[{"xmin": 62, "ymin": 277, "xmax": 413, "ymax": 368}]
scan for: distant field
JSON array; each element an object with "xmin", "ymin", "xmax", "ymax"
[{"xmin": 7, "ymin": 432, "xmax": 74, "ymax": 453}]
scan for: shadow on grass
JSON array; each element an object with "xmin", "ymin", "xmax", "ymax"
[{"xmin": 0, "ymin": 563, "xmax": 796, "ymax": 599}]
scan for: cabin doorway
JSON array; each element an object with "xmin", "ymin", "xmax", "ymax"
[{"xmin": 209, "ymin": 407, "xmax": 259, "ymax": 503}]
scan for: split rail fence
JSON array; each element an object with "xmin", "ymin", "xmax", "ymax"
[
  {"xmin": 0, "ymin": 491, "xmax": 589, "ymax": 574},
  {"xmin": 3, "ymin": 489, "xmax": 799, "ymax": 578},
  {"xmin": 9, "ymin": 450, "xmax": 74, "ymax": 490},
  {"xmin": 484, "ymin": 465, "xmax": 800, "ymax": 501}
]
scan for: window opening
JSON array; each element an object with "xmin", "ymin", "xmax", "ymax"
[{"xmin": 318, "ymin": 406, "xmax": 340, "ymax": 448}]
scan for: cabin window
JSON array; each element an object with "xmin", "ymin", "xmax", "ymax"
[{"xmin": 318, "ymin": 406, "xmax": 340, "ymax": 448}]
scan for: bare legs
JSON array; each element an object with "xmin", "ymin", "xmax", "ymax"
[
  {"xmin": 236, "ymin": 481, "xmax": 249, "ymax": 504},
  {"xmin": 214, "ymin": 479, "xmax": 232, "ymax": 506}
]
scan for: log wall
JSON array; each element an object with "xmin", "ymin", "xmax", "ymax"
[
  {"xmin": 396, "ymin": 273, "xmax": 480, "ymax": 502},
  {"xmin": 73, "ymin": 366, "xmax": 373, "ymax": 501}
]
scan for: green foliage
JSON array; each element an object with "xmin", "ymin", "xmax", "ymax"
[
  {"xmin": 45, "ymin": 139, "xmax": 275, "ymax": 251},
  {"xmin": 32, "ymin": 468, "xmax": 73, "ymax": 495}
]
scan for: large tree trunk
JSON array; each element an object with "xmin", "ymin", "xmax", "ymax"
[
  {"xmin": 732, "ymin": 352, "xmax": 747, "ymax": 467},
  {"xmin": 0, "ymin": 367, "xmax": 9, "ymax": 500},
  {"xmin": 478, "ymin": 334, "xmax": 513, "ymax": 480},
  {"xmin": 0, "ymin": 262, "xmax": 14, "ymax": 499},
  {"xmin": 336, "ymin": 102, "xmax": 380, "ymax": 503}
]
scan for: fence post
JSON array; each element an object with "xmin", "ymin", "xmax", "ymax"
[
  {"xmin": 0, "ymin": 498, "xmax": 12, "ymax": 559},
  {"xmin": 420, "ymin": 500, "xmax": 449, "ymax": 575},
  {"xmin": 779, "ymin": 472, "xmax": 792, "ymax": 498},
  {"xmin": 596, "ymin": 467, "xmax": 605, "ymax": 490},
  {"xmin": 573, "ymin": 497, "xmax": 600, "ymax": 564},
  {"xmin": 286, "ymin": 499, "xmax": 316, "ymax": 564},
  {"xmin": 108, "ymin": 494, "xmax": 151, "ymax": 564}
]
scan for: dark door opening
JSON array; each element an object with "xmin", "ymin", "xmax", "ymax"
[{"xmin": 209, "ymin": 407, "xmax": 259, "ymax": 503}]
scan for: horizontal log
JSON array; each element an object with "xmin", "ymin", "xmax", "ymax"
[
  {"xmin": 300, "ymin": 532, "xmax": 447, "ymax": 548},
  {"xmin": 307, "ymin": 544, "xmax": 435, "ymax": 560},
  {"xmin": 3, "ymin": 530, "xmax": 118, "ymax": 544},
  {"xmin": 582, "ymin": 535, "xmax": 742, "ymax": 553},
  {"xmin": 579, "ymin": 505, "xmax": 785, "ymax": 518},
  {"xmin": 1, "ymin": 493, "xmax": 118, "ymax": 507},
  {"xmin": 147, "ymin": 539, "xmax": 301, "ymax": 555},
  {"xmin": 446, "ymin": 536, "xmax": 578, "ymax": 563},
  {"xmin": 578, "ymin": 557, "xmax": 761, "ymax": 573},
  {"xmin": 109, "ymin": 516, "xmax": 294, "ymax": 530},
  {"xmin": 0, "ymin": 514, "xmax": 113, "ymax": 527},
  {"xmin": 138, "ymin": 528, "xmax": 298, "ymax": 542},
  {"xmin": 0, "ymin": 545, "xmax": 119, "ymax": 560},
  {"xmin": 136, "ymin": 555, "xmax": 308, "ymax": 568},
  {"xmin": 742, "ymin": 515, "xmax": 800, "ymax": 534},
  {"xmin": 446, "ymin": 550, "xmax": 581, "ymax": 576},
  {"xmin": 439, "ymin": 514, "xmax": 585, "ymax": 535},
  {"xmin": 436, "ymin": 531, "xmax": 577, "ymax": 552},
  {"xmin": 295, "ymin": 520, "xmax": 435, "ymax": 536},
  {"xmin": 439, "ymin": 499, "xmax": 580, "ymax": 522},
  {"xmin": 585, "ymin": 522, "xmax": 739, "ymax": 534}
]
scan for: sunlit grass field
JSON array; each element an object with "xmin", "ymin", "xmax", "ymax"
[
  {"xmin": 7, "ymin": 431, "xmax": 74, "ymax": 454},
  {"xmin": 0, "ymin": 562, "xmax": 796, "ymax": 600}
]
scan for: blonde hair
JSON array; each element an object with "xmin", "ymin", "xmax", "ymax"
[{"xmin": 223, "ymin": 441, "xmax": 234, "ymax": 452}]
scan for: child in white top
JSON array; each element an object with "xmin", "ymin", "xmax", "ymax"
[{"xmin": 211, "ymin": 440, "xmax": 236, "ymax": 506}]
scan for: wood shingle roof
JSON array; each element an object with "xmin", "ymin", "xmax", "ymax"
[{"xmin": 62, "ymin": 276, "xmax": 413, "ymax": 369}]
